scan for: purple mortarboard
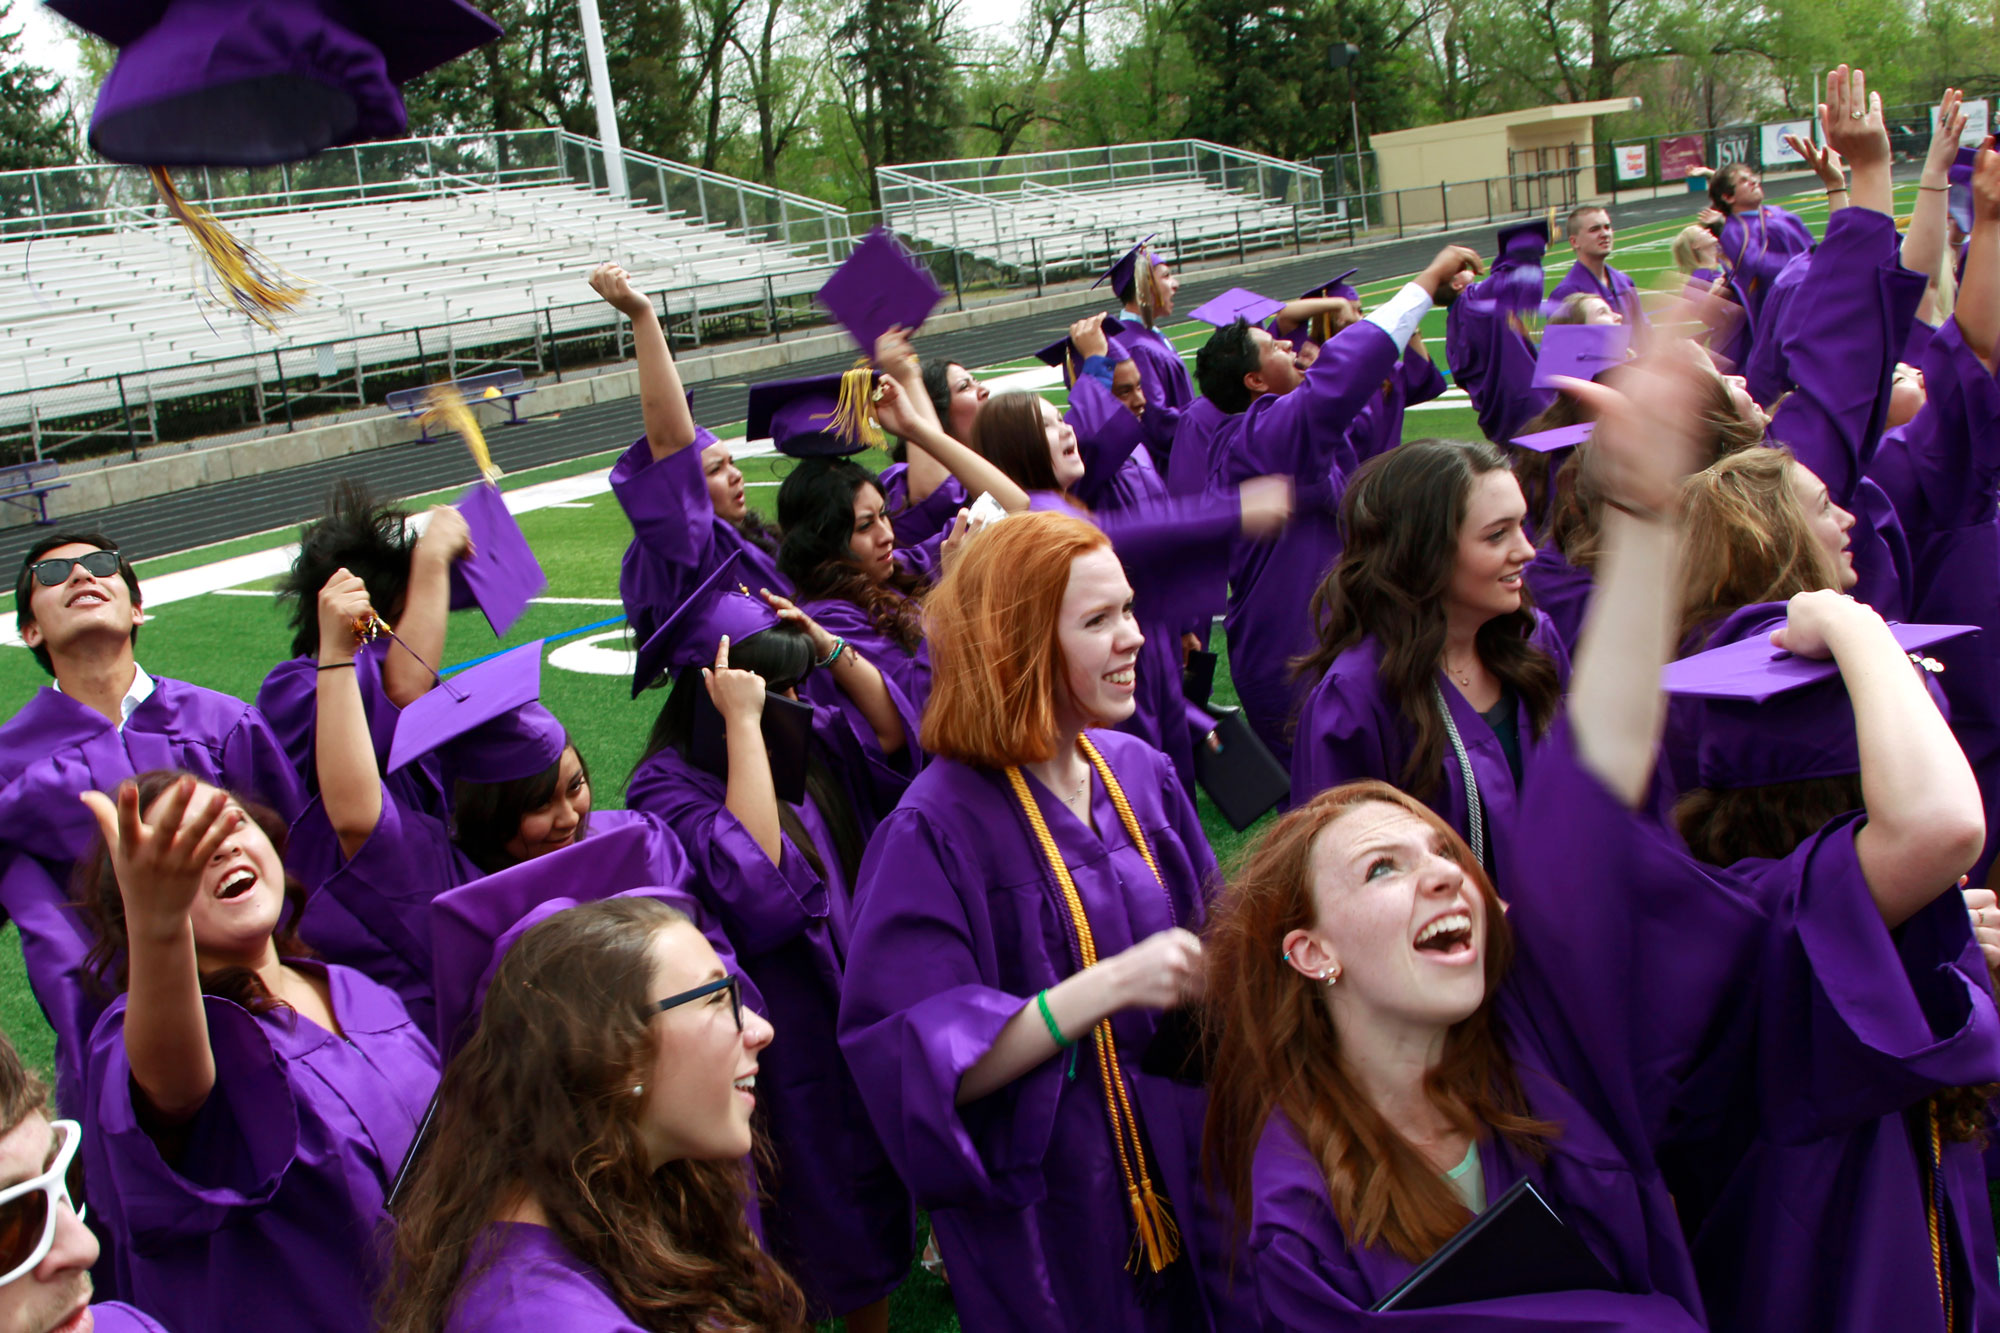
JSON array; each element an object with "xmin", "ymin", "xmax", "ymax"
[
  {"xmin": 815, "ymin": 227, "xmax": 946, "ymax": 357},
  {"xmin": 746, "ymin": 373, "xmax": 879, "ymax": 458},
  {"xmin": 387, "ymin": 640, "xmax": 565, "ymax": 783},
  {"xmin": 1666, "ymin": 621, "xmax": 1976, "ymax": 789},
  {"xmin": 1298, "ymin": 268, "xmax": 1361, "ymax": 304},
  {"xmin": 1509, "ymin": 422, "xmax": 1593, "ymax": 453},
  {"xmin": 1459, "ymin": 219, "xmax": 1547, "ymax": 318},
  {"xmin": 56, "ymin": 0, "xmax": 503, "ymax": 166},
  {"xmin": 629, "ymin": 550, "xmax": 782, "ymax": 698},
  {"xmin": 1495, "ymin": 218, "xmax": 1551, "ymax": 264},
  {"xmin": 1093, "ymin": 235, "xmax": 1159, "ymax": 302},
  {"xmin": 1532, "ymin": 323, "xmax": 1631, "ymax": 389},
  {"xmin": 447, "ymin": 482, "xmax": 546, "ymax": 637},
  {"xmin": 686, "ymin": 389, "xmax": 719, "ymax": 452},
  {"xmin": 1949, "ymin": 146, "xmax": 1977, "ymax": 238},
  {"xmin": 429, "ymin": 820, "xmax": 661, "ymax": 1055},
  {"xmin": 1033, "ymin": 315, "xmax": 1133, "ymax": 387},
  {"xmin": 1186, "ymin": 288, "xmax": 1286, "ymax": 329}
]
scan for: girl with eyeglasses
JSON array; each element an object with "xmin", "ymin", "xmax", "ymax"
[
  {"xmin": 379, "ymin": 896, "xmax": 800, "ymax": 1333},
  {"xmin": 73, "ymin": 771, "xmax": 437, "ymax": 1333}
]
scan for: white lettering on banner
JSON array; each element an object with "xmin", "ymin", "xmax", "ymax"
[{"xmin": 1760, "ymin": 120, "xmax": 1815, "ymax": 166}]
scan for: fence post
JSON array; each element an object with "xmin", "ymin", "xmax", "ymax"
[
  {"xmin": 1032, "ymin": 237, "xmax": 1043, "ymax": 298},
  {"xmin": 1291, "ymin": 203, "xmax": 1301, "ymax": 254},
  {"xmin": 29, "ymin": 402, "xmax": 41, "ymax": 461},
  {"xmin": 415, "ymin": 326, "xmax": 429, "ymax": 381},
  {"xmin": 765, "ymin": 276, "xmax": 780, "ymax": 340},
  {"xmin": 950, "ymin": 248, "xmax": 965, "ymax": 311},
  {"xmin": 1171, "ymin": 218, "xmax": 1183, "ymax": 267},
  {"xmin": 272, "ymin": 350, "xmax": 294, "ymax": 431},
  {"xmin": 116, "ymin": 373, "xmax": 138, "ymax": 461},
  {"xmin": 546, "ymin": 306, "xmax": 563, "ymax": 381},
  {"xmin": 1395, "ymin": 190, "xmax": 1404, "ymax": 240},
  {"xmin": 1485, "ymin": 177, "xmax": 1493, "ymax": 222},
  {"xmin": 1440, "ymin": 181, "xmax": 1449, "ymax": 229},
  {"xmin": 1235, "ymin": 213, "xmax": 1245, "ymax": 263}
]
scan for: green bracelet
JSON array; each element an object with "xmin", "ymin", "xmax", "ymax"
[{"xmin": 1036, "ymin": 989, "xmax": 1074, "ymax": 1049}]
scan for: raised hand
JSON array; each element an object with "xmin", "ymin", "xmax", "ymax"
[
  {"xmin": 702, "ymin": 634, "xmax": 768, "ymax": 727},
  {"xmin": 1926, "ymin": 88, "xmax": 1969, "ymax": 180},
  {"xmin": 1236, "ymin": 474, "xmax": 1294, "ymax": 538},
  {"xmin": 1821, "ymin": 64, "xmax": 1889, "ymax": 171},
  {"xmin": 316, "ymin": 568, "xmax": 374, "ymax": 665},
  {"xmin": 79, "ymin": 777, "xmax": 242, "ymax": 937},
  {"xmin": 871, "ymin": 375, "xmax": 924, "ymax": 441},
  {"xmin": 1549, "ymin": 340, "xmax": 1713, "ymax": 518},
  {"xmin": 1068, "ymin": 313, "xmax": 1110, "ymax": 361},
  {"xmin": 758, "ymin": 588, "xmax": 836, "ymax": 661},
  {"xmin": 1783, "ymin": 133, "xmax": 1847, "ymax": 191},
  {"xmin": 1419, "ymin": 245, "xmax": 1483, "ymax": 300},
  {"xmin": 1695, "ymin": 206, "xmax": 1726, "ymax": 229},
  {"xmin": 588, "ymin": 262, "xmax": 653, "ymax": 320},
  {"xmin": 1768, "ymin": 588, "xmax": 1869, "ymax": 660},
  {"xmin": 415, "ymin": 505, "xmax": 473, "ymax": 567},
  {"xmin": 1973, "ymin": 137, "xmax": 2000, "ymax": 225},
  {"xmin": 939, "ymin": 508, "xmax": 985, "ymax": 575},
  {"xmin": 873, "ymin": 325, "xmax": 919, "ymax": 381}
]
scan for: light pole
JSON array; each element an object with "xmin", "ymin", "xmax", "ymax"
[
  {"xmin": 577, "ymin": 0, "xmax": 629, "ymax": 197},
  {"xmin": 1328, "ymin": 43, "xmax": 1364, "ymax": 196}
]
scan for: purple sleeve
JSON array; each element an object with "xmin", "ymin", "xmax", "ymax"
[
  {"xmin": 1093, "ymin": 492, "xmax": 1239, "ymax": 624},
  {"xmin": 885, "ymin": 469, "xmax": 966, "ymax": 549},
  {"xmin": 1500, "ymin": 722, "xmax": 1772, "ymax": 1160},
  {"xmin": 609, "ymin": 435, "xmax": 711, "ymax": 572},
  {"xmin": 87, "ymin": 1304, "xmax": 173, "ymax": 1333},
  {"xmin": 626, "ymin": 757, "xmax": 832, "ymax": 958},
  {"xmin": 88, "ymin": 997, "xmax": 300, "ymax": 1239},
  {"xmin": 1874, "ymin": 317, "xmax": 2000, "ymax": 533},
  {"xmin": 1400, "ymin": 344, "xmax": 1447, "ymax": 407},
  {"xmin": 254, "ymin": 643, "xmax": 403, "ymax": 781},
  {"xmin": 1224, "ymin": 320, "xmax": 1402, "ymax": 483},
  {"xmin": 0, "ymin": 851, "xmax": 100, "ymax": 1101},
  {"xmin": 836, "ymin": 808, "xmax": 1068, "ymax": 1211},
  {"xmin": 1768, "ymin": 209, "xmax": 1928, "ymax": 504},
  {"xmin": 221, "ymin": 705, "xmax": 306, "ymax": 827},
  {"xmin": 311, "ymin": 792, "xmax": 461, "ymax": 984},
  {"xmin": 1067, "ymin": 376, "xmax": 1149, "ymax": 510},
  {"xmin": 1445, "ymin": 295, "xmax": 1554, "ymax": 447},
  {"xmin": 1289, "ymin": 658, "xmax": 1400, "ymax": 806}
]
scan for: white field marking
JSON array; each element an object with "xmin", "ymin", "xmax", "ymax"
[
  {"xmin": 529, "ymin": 597, "xmax": 623, "ymax": 606},
  {"xmin": 211, "ymin": 587, "xmax": 278, "ymax": 596},
  {"xmin": 546, "ymin": 628, "xmax": 636, "ymax": 677},
  {"xmin": 545, "ymin": 501, "xmax": 596, "ymax": 508}
]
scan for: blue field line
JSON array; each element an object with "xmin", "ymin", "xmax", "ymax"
[{"xmin": 441, "ymin": 613, "xmax": 628, "ymax": 677}]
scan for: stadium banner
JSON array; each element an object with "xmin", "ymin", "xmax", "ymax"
[
  {"xmin": 1615, "ymin": 145, "xmax": 1649, "ymax": 181},
  {"xmin": 1932, "ymin": 98, "xmax": 1991, "ymax": 146},
  {"xmin": 1659, "ymin": 134, "xmax": 1705, "ymax": 181},
  {"xmin": 1714, "ymin": 128, "xmax": 1753, "ymax": 170},
  {"xmin": 1759, "ymin": 119, "xmax": 1815, "ymax": 167}
]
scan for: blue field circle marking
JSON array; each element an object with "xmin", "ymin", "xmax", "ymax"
[{"xmin": 440, "ymin": 614, "xmax": 628, "ymax": 677}]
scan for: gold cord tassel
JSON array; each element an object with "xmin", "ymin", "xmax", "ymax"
[
  {"xmin": 148, "ymin": 167, "xmax": 309, "ymax": 332},
  {"xmin": 1312, "ymin": 310, "xmax": 1333, "ymax": 344},
  {"xmin": 421, "ymin": 385, "xmax": 501, "ymax": 481},
  {"xmin": 830, "ymin": 361, "xmax": 884, "ymax": 448}
]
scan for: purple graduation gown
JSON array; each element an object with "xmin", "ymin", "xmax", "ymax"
[
  {"xmin": 1121, "ymin": 322, "xmax": 1196, "ymax": 469},
  {"xmin": 85, "ymin": 962, "xmax": 438, "ymax": 1333},
  {"xmin": 1743, "ymin": 250, "xmax": 1812, "ymax": 407},
  {"xmin": 1690, "ymin": 265, "xmax": 1754, "ymax": 371},
  {"xmin": 1166, "ymin": 398, "xmax": 1233, "ymax": 499},
  {"xmin": 1446, "ymin": 257, "xmax": 1556, "ymax": 448},
  {"xmin": 837, "ymin": 730, "xmax": 1255, "ymax": 1333},
  {"xmin": 1766, "ymin": 207, "xmax": 1926, "ymax": 620},
  {"xmin": 625, "ymin": 708, "xmax": 915, "ymax": 1317},
  {"xmin": 610, "ymin": 435, "xmax": 787, "ymax": 653},
  {"xmin": 1069, "ymin": 368, "xmax": 1170, "ymax": 514},
  {"xmin": 0, "ymin": 675, "xmax": 304, "ymax": 1108},
  {"xmin": 1522, "ymin": 541, "xmax": 1593, "ymax": 653},
  {"xmin": 798, "ymin": 586, "xmax": 932, "ymax": 724},
  {"xmin": 442, "ymin": 1223, "xmax": 647, "ymax": 1332},
  {"xmin": 91, "ymin": 1303, "xmax": 171, "ymax": 1332},
  {"xmin": 1660, "ymin": 817, "xmax": 2000, "ymax": 1333},
  {"xmin": 1719, "ymin": 205, "xmax": 1815, "ymax": 320},
  {"xmin": 1549, "ymin": 259, "xmax": 1646, "ymax": 326},
  {"xmin": 880, "ymin": 460, "xmax": 967, "ymax": 547},
  {"xmin": 1289, "ymin": 612, "xmax": 1570, "ymax": 876},
  {"xmin": 1249, "ymin": 725, "xmax": 1776, "ymax": 1324},
  {"xmin": 1341, "ymin": 344, "xmax": 1447, "ymax": 474},
  {"xmin": 1204, "ymin": 320, "xmax": 1407, "ymax": 768}
]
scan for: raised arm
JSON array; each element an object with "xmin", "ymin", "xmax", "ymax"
[
  {"xmin": 1902, "ymin": 90, "xmax": 1967, "ymax": 283},
  {"xmin": 1960, "ymin": 140, "xmax": 2000, "ymax": 369},
  {"xmin": 1822, "ymin": 64, "xmax": 1893, "ymax": 218},
  {"xmin": 591, "ymin": 262, "xmax": 697, "ymax": 461},
  {"xmin": 381, "ymin": 505, "xmax": 468, "ymax": 709},
  {"xmin": 1769, "ymin": 593, "xmax": 1984, "ymax": 924},
  {"xmin": 761, "ymin": 590, "xmax": 905, "ymax": 755},
  {"xmin": 1270, "ymin": 296, "xmax": 1352, "ymax": 339},
  {"xmin": 1785, "ymin": 132, "xmax": 1849, "ymax": 219},
  {"xmin": 314, "ymin": 570, "xmax": 385, "ymax": 859},
  {"xmin": 706, "ymin": 636, "xmax": 783, "ymax": 866},
  {"xmin": 873, "ymin": 377, "xmax": 1030, "ymax": 512},
  {"xmin": 877, "ymin": 327, "xmax": 954, "ymax": 506},
  {"xmin": 79, "ymin": 778, "xmax": 238, "ymax": 1122}
]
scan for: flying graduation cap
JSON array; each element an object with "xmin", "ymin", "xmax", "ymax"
[
  {"xmin": 1460, "ymin": 219, "xmax": 1549, "ymax": 320},
  {"xmin": 447, "ymin": 481, "xmax": 547, "ymax": 638},
  {"xmin": 816, "ymin": 226, "xmax": 946, "ymax": 357},
  {"xmin": 1532, "ymin": 323, "xmax": 1631, "ymax": 389},
  {"xmin": 1185, "ymin": 288, "xmax": 1286, "ymax": 330},
  {"xmin": 47, "ymin": 0, "xmax": 503, "ymax": 328}
]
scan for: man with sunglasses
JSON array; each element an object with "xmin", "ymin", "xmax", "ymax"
[
  {"xmin": 0, "ymin": 534, "xmax": 303, "ymax": 1116},
  {"xmin": 0, "ymin": 1032, "xmax": 164, "ymax": 1332}
]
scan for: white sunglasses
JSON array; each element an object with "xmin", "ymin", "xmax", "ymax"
[{"xmin": 0, "ymin": 1119, "xmax": 85, "ymax": 1288}]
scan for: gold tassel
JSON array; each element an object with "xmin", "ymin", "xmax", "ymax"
[
  {"xmin": 421, "ymin": 384, "xmax": 501, "ymax": 481},
  {"xmin": 1312, "ymin": 310, "xmax": 1332, "ymax": 344},
  {"xmin": 830, "ymin": 361, "xmax": 884, "ymax": 449},
  {"xmin": 1127, "ymin": 1175, "xmax": 1182, "ymax": 1273},
  {"xmin": 148, "ymin": 167, "xmax": 309, "ymax": 332}
]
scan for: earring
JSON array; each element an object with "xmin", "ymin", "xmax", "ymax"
[
  {"xmin": 1280, "ymin": 950, "xmax": 1291, "ymax": 962},
  {"xmin": 631, "ymin": 1085, "xmax": 644, "ymax": 1097},
  {"xmin": 1322, "ymin": 968, "xmax": 1338, "ymax": 987}
]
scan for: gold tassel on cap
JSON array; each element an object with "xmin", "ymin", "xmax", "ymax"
[
  {"xmin": 421, "ymin": 384, "xmax": 501, "ymax": 482},
  {"xmin": 831, "ymin": 361, "xmax": 885, "ymax": 449},
  {"xmin": 148, "ymin": 167, "xmax": 309, "ymax": 332}
]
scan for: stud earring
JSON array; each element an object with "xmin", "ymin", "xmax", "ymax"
[
  {"xmin": 632, "ymin": 1085, "xmax": 644, "ymax": 1097},
  {"xmin": 1280, "ymin": 950, "xmax": 1291, "ymax": 962},
  {"xmin": 1322, "ymin": 968, "xmax": 1338, "ymax": 987}
]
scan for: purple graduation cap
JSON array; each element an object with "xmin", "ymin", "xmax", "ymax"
[
  {"xmin": 815, "ymin": 227, "xmax": 946, "ymax": 357},
  {"xmin": 1033, "ymin": 315, "xmax": 1133, "ymax": 387},
  {"xmin": 447, "ymin": 481, "xmax": 546, "ymax": 637},
  {"xmin": 629, "ymin": 550, "xmax": 782, "ymax": 698},
  {"xmin": 55, "ymin": 0, "xmax": 503, "ymax": 166},
  {"xmin": 1664, "ymin": 622, "xmax": 1976, "ymax": 789},
  {"xmin": 1297, "ymin": 268, "xmax": 1361, "ymax": 304},
  {"xmin": 386, "ymin": 639, "xmax": 566, "ymax": 784},
  {"xmin": 1509, "ymin": 421, "xmax": 1593, "ymax": 453},
  {"xmin": 429, "ymin": 819, "xmax": 664, "ymax": 1056},
  {"xmin": 1532, "ymin": 322, "xmax": 1631, "ymax": 389},
  {"xmin": 1463, "ymin": 218, "xmax": 1549, "ymax": 318},
  {"xmin": 1093, "ymin": 235, "xmax": 1159, "ymax": 303},
  {"xmin": 1185, "ymin": 288, "xmax": 1287, "ymax": 329},
  {"xmin": 746, "ymin": 373, "xmax": 878, "ymax": 459}
]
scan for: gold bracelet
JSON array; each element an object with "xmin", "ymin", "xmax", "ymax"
[{"xmin": 1919, "ymin": 183, "xmax": 1951, "ymax": 192}]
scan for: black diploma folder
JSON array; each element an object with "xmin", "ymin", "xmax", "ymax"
[
  {"xmin": 1192, "ymin": 705, "xmax": 1289, "ymax": 831},
  {"xmin": 1371, "ymin": 1177, "xmax": 1621, "ymax": 1311},
  {"xmin": 692, "ymin": 688, "xmax": 814, "ymax": 805}
]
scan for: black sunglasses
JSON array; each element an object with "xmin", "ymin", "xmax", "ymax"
[
  {"xmin": 31, "ymin": 550, "xmax": 120, "ymax": 588},
  {"xmin": 648, "ymin": 975, "xmax": 742, "ymax": 1031}
]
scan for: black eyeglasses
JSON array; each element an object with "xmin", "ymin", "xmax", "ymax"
[
  {"xmin": 31, "ymin": 550, "xmax": 119, "ymax": 587},
  {"xmin": 648, "ymin": 975, "xmax": 742, "ymax": 1031}
]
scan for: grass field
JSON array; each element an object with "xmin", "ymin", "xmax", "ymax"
[{"xmin": 0, "ymin": 187, "xmax": 1911, "ymax": 1331}]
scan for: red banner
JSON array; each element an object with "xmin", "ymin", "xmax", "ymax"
[{"xmin": 1659, "ymin": 134, "xmax": 1706, "ymax": 182}]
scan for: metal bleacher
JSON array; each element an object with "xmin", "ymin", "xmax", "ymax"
[
  {"xmin": 0, "ymin": 130, "xmax": 852, "ymax": 457},
  {"xmin": 877, "ymin": 139, "xmax": 1343, "ymax": 278}
]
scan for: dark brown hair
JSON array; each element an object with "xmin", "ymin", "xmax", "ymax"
[
  {"xmin": 0, "ymin": 1029, "xmax": 48, "ymax": 1139},
  {"xmin": 1709, "ymin": 162, "xmax": 1756, "ymax": 213},
  {"xmin": 75, "ymin": 770, "xmax": 313, "ymax": 1015},
  {"xmin": 1204, "ymin": 782, "xmax": 1555, "ymax": 1262},
  {"xmin": 1294, "ymin": 440, "xmax": 1562, "ymax": 797},
  {"xmin": 379, "ymin": 897, "xmax": 805, "ymax": 1333},
  {"xmin": 451, "ymin": 745, "xmax": 592, "ymax": 877},
  {"xmin": 776, "ymin": 459, "xmax": 928, "ymax": 654},
  {"xmin": 970, "ymin": 391, "xmax": 1067, "ymax": 496}
]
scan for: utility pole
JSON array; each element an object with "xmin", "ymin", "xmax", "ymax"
[{"xmin": 577, "ymin": 0, "xmax": 629, "ymax": 197}]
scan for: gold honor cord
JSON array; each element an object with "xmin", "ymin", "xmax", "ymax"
[
  {"xmin": 148, "ymin": 168, "xmax": 310, "ymax": 332},
  {"xmin": 1005, "ymin": 736, "xmax": 1181, "ymax": 1274},
  {"xmin": 420, "ymin": 385, "xmax": 501, "ymax": 482},
  {"xmin": 831, "ymin": 362, "xmax": 885, "ymax": 449},
  {"xmin": 1922, "ymin": 1101, "xmax": 1954, "ymax": 1331}
]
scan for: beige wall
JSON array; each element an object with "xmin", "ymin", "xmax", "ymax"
[{"xmin": 1372, "ymin": 99, "xmax": 1635, "ymax": 196}]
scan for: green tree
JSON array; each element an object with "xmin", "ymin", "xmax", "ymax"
[
  {"xmin": 0, "ymin": 0, "xmax": 74, "ymax": 171},
  {"xmin": 831, "ymin": 0, "xmax": 963, "ymax": 208}
]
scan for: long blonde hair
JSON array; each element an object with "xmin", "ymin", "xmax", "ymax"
[{"xmin": 1676, "ymin": 446, "xmax": 1841, "ymax": 648}]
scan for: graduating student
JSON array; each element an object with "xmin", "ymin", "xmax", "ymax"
[
  {"xmin": 1444, "ymin": 221, "xmax": 1554, "ymax": 452},
  {"xmin": 877, "ymin": 357, "xmax": 983, "ymax": 545},
  {"xmin": 623, "ymin": 559, "xmax": 915, "ymax": 1331},
  {"xmin": 1099, "ymin": 239, "xmax": 1193, "ymax": 466},
  {"xmin": 591, "ymin": 264, "xmax": 787, "ymax": 676},
  {"xmin": 0, "ymin": 534, "xmax": 303, "ymax": 1108},
  {"xmin": 1035, "ymin": 314, "xmax": 1168, "ymax": 513},
  {"xmin": 1266, "ymin": 272, "xmax": 1368, "ymax": 359},
  {"xmin": 1206, "ymin": 340, "xmax": 1899, "ymax": 1325},
  {"xmin": 1290, "ymin": 439, "xmax": 1566, "ymax": 876},
  {"xmin": 258, "ymin": 483, "xmax": 471, "ymax": 815},
  {"xmin": 1706, "ymin": 164, "xmax": 1816, "ymax": 320},
  {"xmin": 838, "ymin": 512, "xmax": 1254, "ymax": 1333},
  {"xmin": 75, "ymin": 771, "xmax": 437, "ymax": 1333},
  {"xmin": 1548, "ymin": 205, "xmax": 1646, "ymax": 326},
  {"xmin": 0, "ymin": 1027, "xmax": 168, "ymax": 1332},
  {"xmin": 379, "ymin": 895, "xmax": 805, "ymax": 1333},
  {"xmin": 1186, "ymin": 245, "xmax": 1482, "ymax": 768}
]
